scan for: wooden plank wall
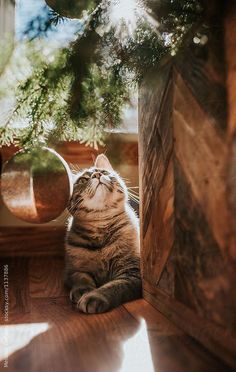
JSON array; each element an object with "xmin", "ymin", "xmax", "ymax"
[{"xmin": 139, "ymin": 0, "xmax": 236, "ymax": 368}]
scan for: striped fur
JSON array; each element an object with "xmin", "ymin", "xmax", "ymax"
[{"xmin": 64, "ymin": 154, "xmax": 141, "ymax": 313}]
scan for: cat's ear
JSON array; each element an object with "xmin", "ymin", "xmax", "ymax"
[{"xmin": 94, "ymin": 154, "xmax": 113, "ymax": 171}]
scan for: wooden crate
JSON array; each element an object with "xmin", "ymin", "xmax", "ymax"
[{"xmin": 139, "ymin": 0, "xmax": 236, "ymax": 368}]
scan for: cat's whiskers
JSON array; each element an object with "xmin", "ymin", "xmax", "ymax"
[
  {"xmin": 87, "ymin": 184, "xmax": 96, "ymax": 198},
  {"xmin": 127, "ymin": 188, "xmax": 139, "ymax": 196},
  {"xmin": 69, "ymin": 163, "xmax": 81, "ymax": 173},
  {"xmin": 128, "ymin": 192, "xmax": 139, "ymax": 202},
  {"xmin": 121, "ymin": 178, "xmax": 131, "ymax": 183},
  {"xmin": 117, "ymin": 187, "xmax": 125, "ymax": 194},
  {"xmin": 74, "ymin": 198, "xmax": 83, "ymax": 208},
  {"xmin": 129, "ymin": 197, "xmax": 139, "ymax": 205},
  {"xmin": 68, "ymin": 197, "xmax": 83, "ymax": 213},
  {"xmin": 127, "ymin": 188, "xmax": 139, "ymax": 197},
  {"xmin": 60, "ymin": 209, "xmax": 71, "ymax": 225}
]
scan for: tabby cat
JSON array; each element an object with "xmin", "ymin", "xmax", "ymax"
[{"xmin": 64, "ymin": 154, "xmax": 141, "ymax": 313}]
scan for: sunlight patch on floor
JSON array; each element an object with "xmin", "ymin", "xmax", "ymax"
[
  {"xmin": 0, "ymin": 322, "xmax": 50, "ymax": 361},
  {"xmin": 120, "ymin": 319, "xmax": 154, "ymax": 372}
]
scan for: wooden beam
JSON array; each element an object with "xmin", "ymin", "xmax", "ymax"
[{"xmin": 0, "ymin": 227, "xmax": 65, "ymax": 257}]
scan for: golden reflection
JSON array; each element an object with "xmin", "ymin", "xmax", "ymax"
[{"xmin": 1, "ymin": 147, "xmax": 72, "ymax": 223}]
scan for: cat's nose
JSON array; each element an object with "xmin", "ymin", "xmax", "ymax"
[{"xmin": 92, "ymin": 172, "xmax": 101, "ymax": 179}]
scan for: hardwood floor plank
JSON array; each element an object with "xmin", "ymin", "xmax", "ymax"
[
  {"xmin": 0, "ymin": 227, "xmax": 65, "ymax": 257},
  {"xmin": 1, "ymin": 257, "xmax": 233, "ymax": 372},
  {"xmin": 143, "ymin": 281, "xmax": 236, "ymax": 370},
  {"xmin": 0, "ymin": 257, "xmax": 30, "ymax": 320},
  {"xmin": 29, "ymin": 258, "xmax": 66, "ymax": 298},
  {"xmin": 5, "ymin": 297, "xmax": 139, "ymax": 372},
  {"xmin": 124, "ymin": 300, "xmax": 231, "ymax": 372}
]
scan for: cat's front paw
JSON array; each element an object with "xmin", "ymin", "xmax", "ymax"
[
  {"xmin": 70, "ymin": 286, "xmax": 92, "ymax": 304},
  {"xmin": 77, "ymin": 292, "xmax": 110, "ymax": 314}
]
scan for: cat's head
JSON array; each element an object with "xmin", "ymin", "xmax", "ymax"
[{"xmin": 68, "ymin": 154, "xmax": 128, "ymax": 215}]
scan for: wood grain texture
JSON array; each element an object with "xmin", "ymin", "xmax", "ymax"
[
  {"xmin": 143, "ymin": 280, "xmax": 236, "ymax": 370},
  {"xmin": 224, "ymin": 0, "xmax": 236, "ymax": 260},
  {"xmin": 0, "ymin": 257, "xmax": 30, "ymax": 318},
  {"xmin": 7, "ymin": 298, "xmax": 139, "ymax": 372},
  {"xmin": 139, "ymin": 62, "xmax": 173, "ymax": 236},
  {"xmin": 139, "ymin": 62, "xmax": 174, "ymax": 288},
  {"xmin": 0, "ymin": 257, "xmax": 230, "ymax": 372},
  {"xmin": 0, "ymin": 136, "xmax": 138, "ymax": 168},
  {"xmin": 139, "ymin": 1, "xmax": 236, "ymax": 369},
  {"xmin": 175, "ymin": 1, "xmax": 227, "ymax": 132},
  {"xmin": 0, "ymin": 227, "xmax": 65, "ymax": 257},
  {"xmin": 173, "ymin": 157, "xmax": 235, "ymax": 327},
  {"xmin": 173, "ymin": 70, "xmax": 228, "ymax": 253},
  {"xmin": 29, "ymin": 258, "xmax": 66, "ymax": 298},
  {"xmin": 226, "ymin": 134, "xmax": 236, "ymax": 260},
  {"xmin": 59, "ymin": 136, "xmax": 138, "ymax": 166},
  {"xmin": 124, "ymin": 300, "xmax": 231, "ymax": 372},
  {"xmin": 224, "ymin": 0, "xmax": 236, "ymax": 136}
]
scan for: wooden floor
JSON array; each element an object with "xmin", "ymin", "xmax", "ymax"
[{"xmin": 0, "ymin": 257, "xmax": 232, "ymax": 372}]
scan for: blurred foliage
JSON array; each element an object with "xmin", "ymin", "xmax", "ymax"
[
  {"xmin": 12, "ymin": 146, "xmax": 68, "ymax": 174},
  {"xmin": 0, "ymin": 0, "xmax": 202, "ymax": 148},
  {"xmin": 22, "ymin": 5, "xmax": 65, "ymax": 39},
  {"xmin": 0, "ymin": 35, "xmax": 14, "ymax": 76}
]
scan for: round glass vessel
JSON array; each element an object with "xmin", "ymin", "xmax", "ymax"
[{"xmin": 1, "ymin": 147, "xmax": 72, "ymax": 223}]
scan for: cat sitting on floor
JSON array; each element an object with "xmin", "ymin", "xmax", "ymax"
[{"xmin": 64, "ymin": 154, "xmax": 141, "ymax": 314}]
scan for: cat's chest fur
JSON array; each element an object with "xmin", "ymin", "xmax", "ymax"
[
  {"xmin": 66, "ymin": 245, "xmax": 118, "ymax": 285},
  {"xmin": 65, "ymin": 208, "xmax": 139, "ymax": 286}
]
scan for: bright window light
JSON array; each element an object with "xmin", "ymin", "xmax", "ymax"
[
  {"xmin": 120, "ymin": 319, "xmax": 155, "ymax": 372},
  {"xmin": 0, "ymin": 322, "xmax": 50, "ymax": 361}
]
